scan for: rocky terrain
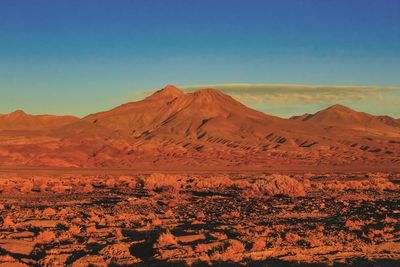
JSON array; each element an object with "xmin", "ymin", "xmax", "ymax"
[{"xmin": 0, "ymin": 171, "xmax": 399, "ymax": 266}]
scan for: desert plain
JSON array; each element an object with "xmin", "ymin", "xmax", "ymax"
[{"xmin": 0, "ymin": 170, "xmax": 399, "ymax": 266}]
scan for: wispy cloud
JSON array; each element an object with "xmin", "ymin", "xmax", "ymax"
[{"xmin": 181, "ymin": 83, "xmax": 398, "ymax": 105}]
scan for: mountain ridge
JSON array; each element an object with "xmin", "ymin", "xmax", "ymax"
[
  {"xmin": 0, "ymin": 110, "xmax": 79, "ymax": 131},
  {"xmin": 0, "ymin": 85, "xmax": 399, "ymax": 170}
]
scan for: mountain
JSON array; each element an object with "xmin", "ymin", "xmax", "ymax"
[
  {"xmin": 0, "ymin": 110, "xmax": 79, "ymax": 131},
  {"xmin": 0, "ymin": 86, "xmax": 399, "ymax": 170},
  {"xmin": 59, "ymin": 85, "xmax": 188, "ymax": 138},
  {"xmin": 63, "ymin": 85, "xmax": 282, "ymax": 140},
  {"xmin": 291, "ymin": 104, "xmax": 400, "ymax": 137},
  {"xmin": 59, "ymin": 85, "xmax": 339, "ymax": 148}
]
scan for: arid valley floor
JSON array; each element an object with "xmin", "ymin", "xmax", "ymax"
[{"xmin": 0, "ymin": 170, "xmax": 399, "ymax": 266}]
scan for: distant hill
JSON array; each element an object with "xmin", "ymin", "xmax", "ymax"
[
  {"xmin": 290, "ymin": 104, "xmax": 400, "ymax": 137},
  {"xmin": 0, "ymin": 110, "xmax": 79, "ymax": 131}
]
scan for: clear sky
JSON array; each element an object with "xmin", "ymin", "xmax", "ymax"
[{"xmin": 1, "ymin": 0, "xmax": 399, "ymax": 117}]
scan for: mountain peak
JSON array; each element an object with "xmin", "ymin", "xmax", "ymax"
[
  {"xmin": 147, "ymin": 85, "xmax": 184, "ymax": 100},
  {"xmin": 9, "ymin": 109, "xmax": 27, "ymax": 116},
  {"xmin": 325, "ymin": 104, "xmax": 353, "ymax": 112},
  {"xmin": 162, "ymin": 84, "xmax": 183, "ymax": 93}
]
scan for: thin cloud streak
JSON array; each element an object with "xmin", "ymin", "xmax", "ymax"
[{"xmin": 181, "ymin": 83, "xmax": 398, "ymax": 105}]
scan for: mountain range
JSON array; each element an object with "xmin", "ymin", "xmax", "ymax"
[
  {"xmin": 0, "ymin": 85, "xmax": 399, "ymax": 170},
  {"xmin": 0, "ymin": 110, "xmax": 78, "ymax": 131}
]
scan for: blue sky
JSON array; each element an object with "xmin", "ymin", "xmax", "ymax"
[{"xmin": 1, "ymin": 0, "xmax": 399, "ymax": 117}]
